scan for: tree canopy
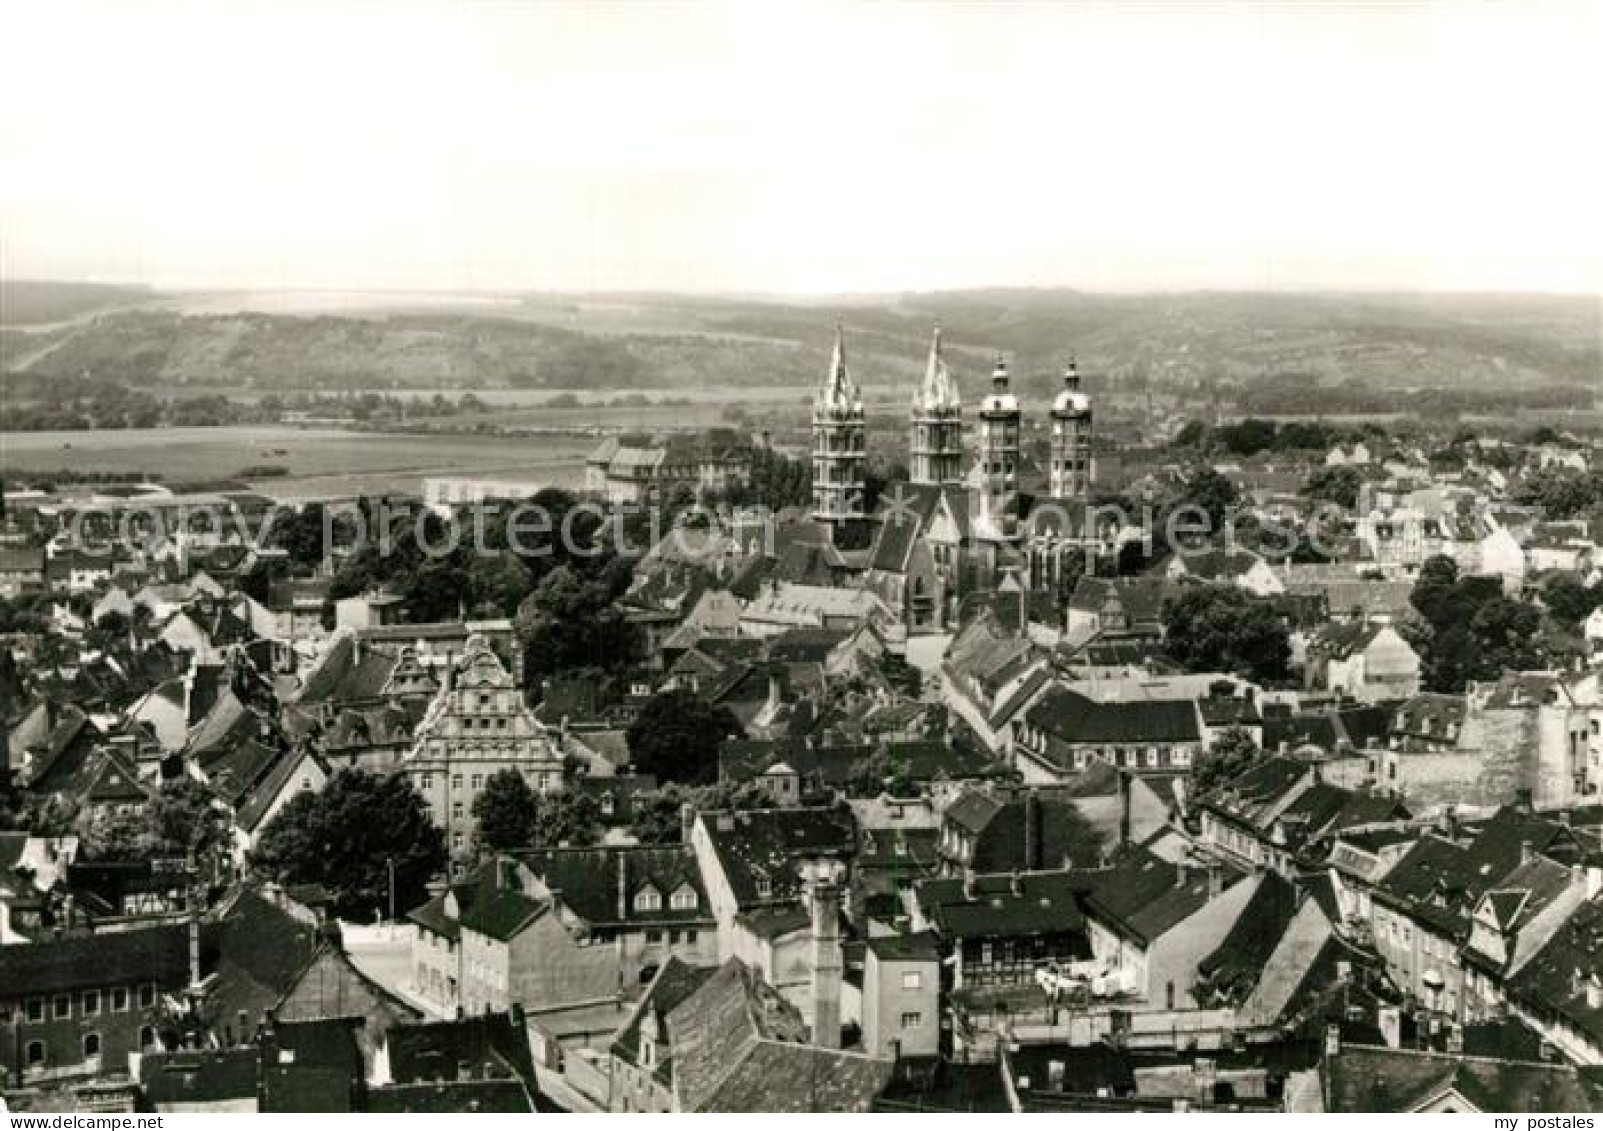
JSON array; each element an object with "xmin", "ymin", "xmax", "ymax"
[
  {"xmin": 625, "ymin": 689, "xmax": 742, "ymax": 786},
  {"xmin": 251, "ymin": 769, "xmax": 445, "ymax": 921},
  {"xmin": 1162, "ymin": 584, "xmax": 1290, "ymax": 682},
  {"xmin": 472, "ymin": 768, "xmax": 538, "ymax": 853},
  {"xmin": 1192, "ymin": 726, "xmax": 1264, "ymax": 796}
]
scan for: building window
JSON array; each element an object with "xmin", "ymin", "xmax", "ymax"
[
  {"xmin": 27, "ymin": 997, "xmax": 44, "ymax": 1022},
  {"xmin": 53, "ymin": 995, "xmax": 71, "ymax": 1020},
  {"xmin": 452, "ymin": 802, "xmax": 464, "ymax": 819},
  {"xmin": 452, "ymin": 833, "xmax": 464, "ymax": 850},
  {"xmin": 27, "ymin": 1041, "xmax": 46, "ymax": 1066},
  {"xmin": 83, "ymin": 1033, "xmax": 101, "ymax": 1059},
  {"xmin": 670, "ymin": 885, "xmax": 697, "ymax": 911},
  {"xmin": 471, "ymin": 774, "xmax": 483, "ymax": 790},
  {"xmin": 645, "ymin": 929, "xmax": 662, "ymax": 944},
  {"xmin": 139, "ymin": 984, "xmax": 156, "ymax": 1008},
  {"xmin": 82, "ymin": 990, "xmax": 100, "ymax": 1017},
  {"xmin": 421, "ymin": 774, "xmax": 433, "ymax": 790},
  {"xmin": 139, "ymin": 1026, "xmax": 155, "ymax": 1049},
  {"xmin": 684, "ymin": 929, "xmax": 698, "ymax": 944},
  {"xmin": 451, "ymin": 774, "xmax": 463, "ymax": 789},
  {"xmin": 901, "ymin": 1012, "xmax": 923, "ymax": 1029},
  {"xmin": 634, "ymin": 887, "xmax": 662, "ymax": 913},
  {"xmin": 756, "ymin": 877, "xmax": 772, "ymax": 898},
  {"xmin": 902, "ymin": 971, "xmax": 923, "ymax": 990}
]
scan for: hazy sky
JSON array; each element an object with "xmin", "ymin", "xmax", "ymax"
[{"xmin": 3, "ymin": 0, "xmax": 1599, "ymax": 294}]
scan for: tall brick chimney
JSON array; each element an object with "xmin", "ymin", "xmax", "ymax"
[{"xmin": 800, "ymin": 857, "xmax": 845, "ymax": 1049}]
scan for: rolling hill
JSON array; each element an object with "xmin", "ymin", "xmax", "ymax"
[{"xmin": 1, "ymin": 282, "xmax": 1596, "ymax": 399}]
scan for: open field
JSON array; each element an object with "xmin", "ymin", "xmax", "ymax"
[{"xmin": 0, "ymin": 425, "xmax": 596, "ymax": 500}]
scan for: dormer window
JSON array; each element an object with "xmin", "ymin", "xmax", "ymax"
[
  {"xmin": 670, "ymin": 884, "xmax": 698, "ymax": 911},
  {"xmin": 600, "ymin": 792, "xmax": 615, "ymax": 816},
  {"xmin": 756, "ymin": 876, "xmax": 773, "ymax": 899},
  {"xmin": 634, "ymin": 886, "xmax": 662, "ymax": 913}
]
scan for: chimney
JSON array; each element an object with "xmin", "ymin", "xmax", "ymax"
[
  {"xmin": 1117, "ymin": 770, "xmax": 1132, "ymax": 847},
  {"xmin": 962, "ymin": 870, "xmax": 976, "ymax": 901},
  {"xmin": 679, "ymin": 802, "xmax": 696, "ymax": 845},
  {"xmin": 1587, "ymin": 975, "xmax": 1603, "ymax": 1011},
  {"xmin": 617, "ymin": 852, "xmax": 628, "ymax": 921},
  {"xmin": 1009, "ymin": 871, "xmax": 1023, "ymax": 897},
  {"xmin": 1024, "ymin": 792, "xmax": 1042, "ymax": 871},
  {"xmin": 1207, "ymin": 863, "xmax": 1223, "ymax": 901},
  {"xmin": 188, "ymin": 884, "xmax": 203, "ymax": 990},
  {"xmin": 801, "ymin": 859, "xmax": 844, "ymax": 1050},
  {"xmin": 1324, "ymin": 1023, "xmax": 1341, "ymax": 1059},
  {"xmin": 1515, "ymin": 788, "xmax": 1533, "ymax": 814},
  {"xmin": 1521, "ymin": 839, "xmax": 1535, "ymax": 866}
]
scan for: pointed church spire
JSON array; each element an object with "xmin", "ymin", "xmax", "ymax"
[
  {"xmin": 817, "ymin": 319, "xmax": 860, "ymax": 413},
  {"xmin": 914, "ymin": 322, "xmax": 959, "ymax": 412}
]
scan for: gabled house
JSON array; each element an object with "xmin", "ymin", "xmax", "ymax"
[
  {"xmin": 1305, "ymin": 619, "xmax": 1421, "ymax": 703},
  {"xmin": 912, "ymin": 870, "xmax": 1093, "ymax": 998},
  {"xmin": 514, "ymin": 845, "xmax": 719, "ymax": 989},
  {"xmin": 1315, "ymin": 1039, "xmax": 1603, "ymax": 1112},
  {"xmin": 661, "ymin": 958, "xmax": 892, "ymax": 1112},
  {"xmin": 940, "ymin": 609, "xmax": 1053, "ymax": 754},
  {"xmin": 1063, "ymin": 577, "xmax": 1168, "ymax": 646},
  {"xmin": 604, "ymin": 956, "xmax": 720, "ymax": 1112},
  {"xmin": 1165, "ymin": 549, "xmax": 1284, "ymax": 596},
  {"xmin": 1367, "ymin": 808, "xmax": 1582, "ymax": 1020},
  {"xmin": 1200, "ymin": 756, "xmax": 1410, "ymax": 877},
  {"xmin": 1504, "ymin": 885, "xmax": 1603, "ymax": 1065},
  {"xmin": 1014, "ymin": 684, "xmax": 1204, "ymax": 783},
  {"xmin": 1081, "ymin": 845, "xmax": 1252, "ymax": 1007}
]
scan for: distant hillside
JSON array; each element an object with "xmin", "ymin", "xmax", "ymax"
[
  {"xmin": 1, "ymin": 280, "xmax": 154, "ymax": 324},
  {"xmin": 3, "ymin": 285, "xmax": 1596, "ymax": 397}
]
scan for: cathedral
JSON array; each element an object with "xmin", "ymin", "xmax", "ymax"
[{"xmin": 806, "ymin": 324, "xmax": 1105, "ymax": 632}]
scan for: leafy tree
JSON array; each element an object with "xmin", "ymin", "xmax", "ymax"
[
  {"xmin": 631, "ymin": 780, "xmax": 778, "ymax": 844},
  {"xmin": 1409, "ymin": 559, "xmax": 1547, "ymax": 691},
  {"xmin": 1193, "ymin": 726, "xmax": 1263, "ymax": 795},
  {"xmin": 1410, "ymin": 555, "xmax": 1462, "ymax": 628},
  {"xmin": 848, "ymin": 750, "xmax": 917, "ymax": 798},
  {"xmin": 1543, "ymin": 574, "xmax": 1600, "ymax": 627},
  {"xmin": 1301, "ymin": 466, "xmax": 1363, "ymax": 510},
  {"xmin": 466, "ymin": 552, "xmax": 533, "ymax": 619},
  {"xmin": 515, "ymin": 564, "xmax": 640, "ymax": 683},
  {"xmin": 1177, "ymin": 468, "xmax": 1241, "ymax": 535},
  {"xmin": 148, "ymin": 777, "xmax": 231, "ymax": 860},
  {"xmin": 472, "ymin": 768, "xmax": 538, "ymax": 853},
  {"xmin": 1171, "ymin": 420, "xmax": 1208, "ymax": 449},
  {"xmin": 529, "ymin": 790, "xmax": 601, "ymax": 849},
  {"xmin": 626, "ymin": 689, "xmax": 742, "ymax": 786},
  {"xmin": 1163, "ymin": 584, "xmax": 1290, "ymax": 682},
  {"xmin": 80, "ymin": 778, "xmax": 228, "ymax": 863},
  {"xmin": 252, "ymin": 769, "xmax": 445, "ymax": 921}
]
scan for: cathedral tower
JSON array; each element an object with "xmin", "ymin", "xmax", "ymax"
[
  {"xmin": 811, "ymin": 323, "xmax": 866, "ymax": 524},
  {"xmin": 1049, "ymin": 356, "xmax": 1094, "ymax": 501},
  {"xmin": 909, "ymin": 325, "xmax": 964, "ymax": 486},
  {"xmin": 975, "ymin": 354, "xmax": 1021, "ymax": 541}
]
